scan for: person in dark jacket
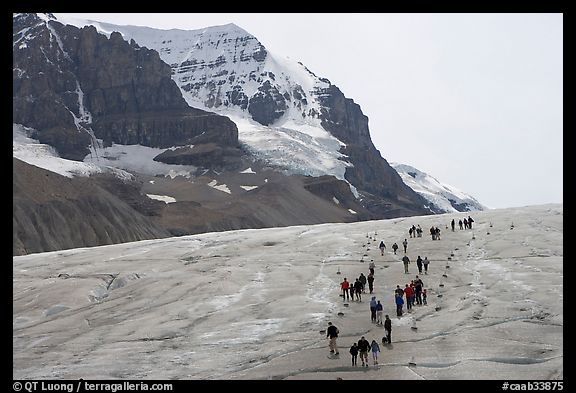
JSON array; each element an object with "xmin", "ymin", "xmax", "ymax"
[
  {"xmin": 414, "ymin": 275, "xmax": 423, "ymax": 305},
  {"xmin": 359, "ymin": 273, "xmax": 367, "ymax": 293},
  {"xmin": 349, "ymin": 342, "xmax": 359, "ymax": 366},
  {"xmin": 367, "ymin": 273, "xmax": 375, "ymax": 294},
  {"xmin": 392, "ymin": 243, "xmax": 398, "ymax": 254},
  {"xmin": 379, "ymin": 241, "xmax": 386, "ymax": 255},
  {"xmin": 416, "ymin": 255, "xmax": 423, "ymax": 274},
  {"xmin": 402, "ymin": 255, "xmax": 410, "ymax": 274},
  {"xmin": 354, "ymin": 279, "xmax": 363, "ymax": 301},
  {"xmin": 384, "ymin": 314, "xmax": 392, "ymax": 343},
  {"xmin": 357, "ymin": 336, "xmax": 371, "ymax": 367},
  {"xmin": 326, "ymin": 322, "xmax": 339, "ymax": 355}
]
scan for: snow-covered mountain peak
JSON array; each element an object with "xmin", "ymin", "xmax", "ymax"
[
  {"xmin": 202, "ymin": 22, "xmax": 250, "ymax": 35},
  {"xmin": 52, "ymin": 15, "xmax": 332, "ymax": 126},
  {"xmin": 13, "ymin": 13, "xmax": 55, "ymax": 42},
  {"xmin": 48, "ymin": 16, "xmax": 350, "ymax": 183},
  {"xmin": 35, "ymin": 13, "xmax": 56, "ymax": 21},
  {"xmin": 391, "ymin": 162, "xmax": 486, "ymax": 213},
  {"xmin": 13, "ymin": 12, "xmax": 55, "ymax": 23}
]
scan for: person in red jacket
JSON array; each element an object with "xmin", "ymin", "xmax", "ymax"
[
  {"xmin": 404, "ymin": 284, "xmax": 414, "ymax": 311},
  {"xmin": 340, "ymin": 278, "xmax": 350, "ymax": 301}
]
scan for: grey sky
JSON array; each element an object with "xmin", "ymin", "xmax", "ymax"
[{"xmin": 56, "ymin": 13, "xmax": 563, "ymax": 209}]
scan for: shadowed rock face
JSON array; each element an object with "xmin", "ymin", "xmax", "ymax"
[
  {"xmin": 152, "ymin": 143, "xmax": 244, "ymax": 170},
  {"xmin": 13, "ymin": 14, "xmax": 238, "ymax": 160},
  {"xmin": 13, "ymin": 158, "xmax": 170, "ymax": 256},
  {"xmin": 12, "ymin": 156, "xmax": 373, "ymax": 255},
  {"xmin": 13, "ymin": 15, "xmax": 92, "ymax": 160},
  {"xmin": 316, "ymin": 85, "xmax": 431, "ymax": 217},
  {"xmin": 147, "ymin": 173, "xmax": 371, "ymax": 238},
  {"xmin": 248, "ymin": 80, "xmax": 288, "ymax": 125}
]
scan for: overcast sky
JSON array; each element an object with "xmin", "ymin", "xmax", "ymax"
[{"xmin": 55, "ymin": 13, "xmax": 563, "ymax": 209}]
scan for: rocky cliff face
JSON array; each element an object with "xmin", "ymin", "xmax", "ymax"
[
  {"xmin": 13, "ymin": 14, "xmax": 92, "ymax": 160},
  {"xmin": 316, "ymin": 84, "xmax": 431, "ymax": 216},
  {"xmin": 13, "ymin": 13, "xmax": 238, "ymax": 161},
  {"xmin": 13, "ymin": 13, "xmax": 243, "ymax": 255}
]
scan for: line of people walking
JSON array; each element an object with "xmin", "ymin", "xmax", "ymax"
[{"xmin": 328, "ymin": 215, "xmax": 476, "ymax": 369}]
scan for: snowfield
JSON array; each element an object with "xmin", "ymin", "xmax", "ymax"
[{"xmin": 13, "ymin": 204, "xmax": 562, "ymax": 380}]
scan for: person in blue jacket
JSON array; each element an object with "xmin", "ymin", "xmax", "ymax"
[
  {"xmin": 395, "ymin": 293, "xmax": 404, "ymax": 317},
  {"xmin": 369, "ymin": 296, "xmax": 378, "ymax": 323}
]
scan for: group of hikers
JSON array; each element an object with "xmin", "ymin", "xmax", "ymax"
[
  {"xmin": 339, "ymin": 273, "xmax": 373, "ymax": 302},
  {"xmin": 452, "ymin": 216, "xmax": 475, "ymax": 231},
  {"xmin": 387, "ymin": 238, "xmax": 409, "ymax": 255},
  {"xmin": 327, "ymin": 322, "xmax": 392, "ymax": 367},
  {"xmin": 408, "ymin": 225, "xmax": 423, "ymax": 238},
  {"xmin": 328, "ymin": 216, "xmax": 476, "ymax": 367},
  {"xmin": 431, "ymin": 216, "xmax": 475, "ymax": 240},
  {"xmin": 394, "ymin": 276, "xmax": 427, "ymax": 316},
  {"xmin": 401, "ymin": 254, "xmax": 430, "ymax": 274}
]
